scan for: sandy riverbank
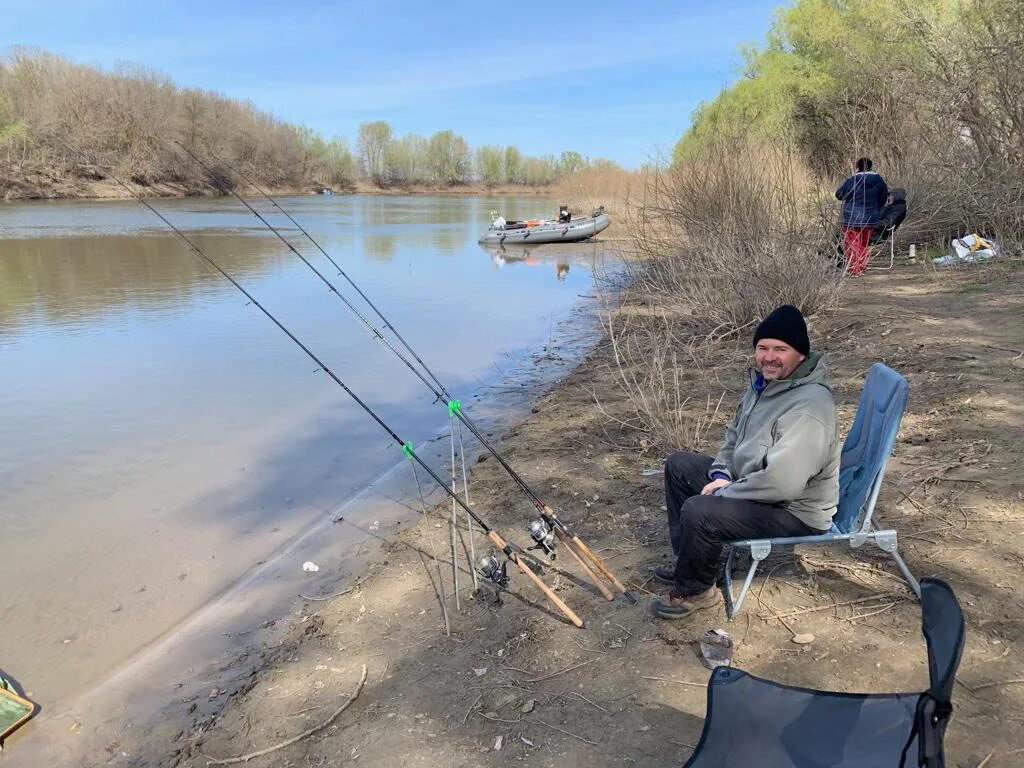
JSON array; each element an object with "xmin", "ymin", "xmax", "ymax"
[{"xmin": 14, "ymin": 261, "xmax": 1024, "ymax": 767}]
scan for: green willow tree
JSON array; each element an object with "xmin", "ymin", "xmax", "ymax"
[
  {"xmin": 0, "ymin": 93, "xmax": 27, "ymax": 163},
  {"xmin": 475, "ymin": 145, "xmax": 504, "ymax": 187},
  {"xmin": 426, "ymin": 129, "xmax": 471, "ymax": 184},
  {"xmin": 357, "ymin": 120, "xmax": 392, "ymax": 185},
  {"xmin": 673, "ymin": 0, "xmax": 1024, "ymax": 245}
]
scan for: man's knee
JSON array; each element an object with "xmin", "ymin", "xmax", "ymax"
[
  {"xmin": 680, "ymin": 494, "xmax": 720, "ymax": 530},
  {"xmin": 666, "ymin": 451, "xmax": 704, "ymax": 479},
  {"xmin": 665, "ymin": 451, "xmax": 687, "ymax": 478}
]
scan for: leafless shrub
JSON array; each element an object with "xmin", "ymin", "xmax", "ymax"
[
  {"xmin": 598, "ymin": 309, "xmax": 735, "ymax": 455},
  {"xmin": 624, "ymin": 138, "xmax": 844, "ymax": 336},
  {"xmin": 598, "ymin": 139, "xmax": 845, "ymax": 452}
]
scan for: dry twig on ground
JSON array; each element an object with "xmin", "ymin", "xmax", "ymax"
[{"xmin": 204, "ymin": 665, "xmax": 368, "ymax": 766}]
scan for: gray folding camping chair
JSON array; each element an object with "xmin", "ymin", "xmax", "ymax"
[
  {"xmin": 683, "ymin": 577, "xmax": 964, "ymax": 768},
  {"xmin": 868, "ymin": 226, "xmax": 898, "ymax": 270},
  {"xmin": 723, "ymin": 362, "xmax": 919, "ymax": 619}
]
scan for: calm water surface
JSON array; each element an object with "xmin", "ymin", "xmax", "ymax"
[{"xmin": 0, "ymin": 195, "xmax": 607, "ymax": 715}]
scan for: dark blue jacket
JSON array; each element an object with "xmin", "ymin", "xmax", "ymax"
[{"xmin": 835, "ymin": 171, "xmax": 888, "ymax": 227}]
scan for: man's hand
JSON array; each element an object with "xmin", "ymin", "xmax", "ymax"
[{"xmin": 701, "ymin": 478, "xmax": 730, "ymax": 496}]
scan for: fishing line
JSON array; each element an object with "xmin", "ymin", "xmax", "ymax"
[
  {"xmin": 53, "ymin": 136, "xmax": 585, "ymax": 628},
  {"xmin": 177, "ymin": 143, "xmax": 633, "ymax": 603}
]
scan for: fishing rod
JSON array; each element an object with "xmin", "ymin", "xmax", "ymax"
[
  {"xmin": 55, "ymin": 137, "xmax": 584, "ymax": 630},
  {"xmin": 176, "ymin": 142, "xmax": 635, "ymax": 605}
]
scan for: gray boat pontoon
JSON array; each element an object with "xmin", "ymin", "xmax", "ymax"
[{"xmin": 478, "ymin": 206, "xmax": 610, "ymax": 245}]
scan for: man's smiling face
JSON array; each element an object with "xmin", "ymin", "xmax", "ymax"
[{"xmin": 755, "ymin": 339, "xmax": 806, "ymax": 381}]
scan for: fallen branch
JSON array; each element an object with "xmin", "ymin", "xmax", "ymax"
[
  {"xmin": 298, "ymin": 577, "xmax": 364, "ymax": 601},
  {"xmin": 768, "ymin": 594, "xmax": 894, "ymax": 620},
  {"xmin": 205, "ymin": 665, "xmax": 368, "ymax": 766},
  {"xmin": 529, "ymin": 718, "xmax": 598, "ymax": 745},
  {"xmin": 523, "ymin": 658, "xmax": 597, "ymax": 684},
  {"xmin": 571, "ymin": 691, "xmax": 608, "ymax": 712},
  {"xmin": 842, "ymin": 602, "xmax": 899, "ymax": 622},
  {"xmin": 476, "ymin": 711, "xmax": 522, "ymax": 724},
  {"xmin": 462, "ymin": 694, "xmax": 482, "ymax": 726},
  {"xmin": 640, "ymin": 675, "xmax": 706, "ymax": 688},
  {"xmin": 669, "ymin": 739, "xmax": 698, "ymax": 750},
  {"xmin": 969, "ymin": 678, "xmax": 1024, "ymax": 692}
]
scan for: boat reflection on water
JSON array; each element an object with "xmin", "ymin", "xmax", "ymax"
[{"xmin": 480, "ymin": 242, "xmax": 602, "ymax": 282}]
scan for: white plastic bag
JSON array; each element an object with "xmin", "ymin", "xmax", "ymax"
[{"xmin": 934, "ymin": 234, "xmax": 998, "ymax": 266}]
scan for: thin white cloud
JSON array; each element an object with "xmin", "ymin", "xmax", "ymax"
[{"xmin": 229, "ymin": 7, "xmax": 755, "ymax": 111}]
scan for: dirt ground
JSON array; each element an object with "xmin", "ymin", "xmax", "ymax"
[{"xmin": 117, "ymin": 260, "xmax": 1022, "ymax": 768}]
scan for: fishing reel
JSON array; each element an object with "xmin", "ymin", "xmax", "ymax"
[
  {"xmin": 527, "ymin": 518, "xmax": 557, "ymax": 560},
  {"xmin": 477, "ymin": 551, "xmax": 509, "ymax": 587}
]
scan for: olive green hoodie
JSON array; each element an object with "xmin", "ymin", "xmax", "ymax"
[{"xmin": 710, "ymin": 352, "xmax": 841, "ymax": 531}]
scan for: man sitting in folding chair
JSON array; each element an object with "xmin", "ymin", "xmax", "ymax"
[{"xmin": 651, "ymin": 305, "xmax": 841, "ymax": 619}]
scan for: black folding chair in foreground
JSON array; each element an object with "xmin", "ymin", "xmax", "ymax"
[{"xmin": 683, "ymin": 578, "xmax": 964, "ymax": 768}]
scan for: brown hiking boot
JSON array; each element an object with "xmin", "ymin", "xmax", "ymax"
[{"xmin": 650, "ymin": 587, "xmax": 721, "ymax": 620}]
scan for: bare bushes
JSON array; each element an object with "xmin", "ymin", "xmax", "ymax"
[
  {"xmin": 627, "ymin": 140, "xmax": 842, "ymax": 335},
  {"xmin": 600, "ymin": 140, "xmax": 841, "ymax": 454},
  {"xmin": 0, "ymin": 49, "xmax": 355, "ymax": 197},
  {"xmin": 602, "ymin": 310, "xmax": 733, "ymax": 454},
  {"xmin": 552, "ymin": 166, "xmax": 642, "ymax": 226}
]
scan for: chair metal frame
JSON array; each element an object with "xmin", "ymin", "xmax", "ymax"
[
  {"xmin": 868, "ymin": 232, "xmax": 896, "ymax": 270},
  {"xmin": 723, "ymin": 363, "xmax": 920, "ymax": 619}
]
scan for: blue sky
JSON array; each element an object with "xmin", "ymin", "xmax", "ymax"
[{"xmin": 1, "ymin": 0, "xmax": 779, "ymax": 167}]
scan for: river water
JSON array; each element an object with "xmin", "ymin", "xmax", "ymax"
[{"xmin": 0, "ymin": 194, "xmax": 610, "ymax": 758}]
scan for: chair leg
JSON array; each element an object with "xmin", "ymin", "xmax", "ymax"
[
  {"xmin": 723, "ymin": 546, "xmax": 737, "ymax": 617},
  {"xmin": 868, "ymin": 234, "xmax": 895, "ymax": 270},
  {"xmin": 873, "ymin": 531, "xmax": 921, "ymax": 599},
  {"xmin": 728, "ymin": 559, "xmax": 760, "ymax": 620},
  {"xmin": 889, "ymin": 549, "xmax": 921, "ymax": 599},
  {"xmin": 725, "ymin": 542, "xmax": 771, "ymax": 619}
]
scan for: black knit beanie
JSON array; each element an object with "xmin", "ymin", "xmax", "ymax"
[{"xmin": 752, "ymin": 305, "xmax": 810, "ymax": 356}]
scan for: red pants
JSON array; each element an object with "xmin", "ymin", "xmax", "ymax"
[{"xmin": 842, "ymin": 226, "xmax": 874, "ymax": 275}]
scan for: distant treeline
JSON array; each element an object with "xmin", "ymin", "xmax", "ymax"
[
  {"xmin": 0, "ymin": 49, "xmax": 620, "ymax": 199},
  {"xmin": 672, "ymin": 0, "xmax": 1023, "ymax": 246}
]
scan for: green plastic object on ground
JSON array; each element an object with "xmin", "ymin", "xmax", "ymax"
[{"xmin": 0, "ymin": 676, "xmax": 36, "ymax": 744}]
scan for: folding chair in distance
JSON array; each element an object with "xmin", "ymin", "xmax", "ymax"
[
  {"xmin": 868, "ymin": 186, "xmax": 907, "ymax": 271},
  {"xmin": 723, "ymin": 363, "xmax": 919, "ymax": 619},
  {"xmin": 683, "ymin": 577, "xmax": 964, "ymax": 768},
  {"xmin": 867, "ymin": 226, "xmax": 897, "ymax": 270}
]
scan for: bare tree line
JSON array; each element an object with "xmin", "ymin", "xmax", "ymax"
[{"xmin": 0, "ymin": 49, "xmax": 620, "ymax": 200}]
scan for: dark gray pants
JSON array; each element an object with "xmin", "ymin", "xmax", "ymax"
[{"xmin": 664, "ymin": 451, "xmax": 820, "ymax": 595}]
